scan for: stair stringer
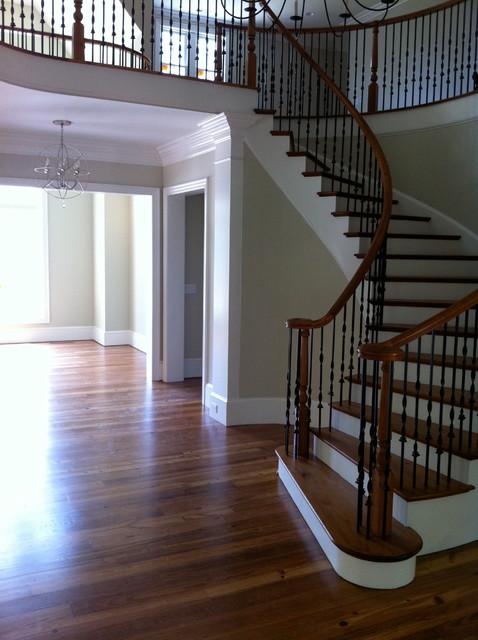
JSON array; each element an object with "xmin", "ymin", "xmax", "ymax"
[{"xmin": 245, "ymin": 116, "xmax": 361, "ymax": 282}]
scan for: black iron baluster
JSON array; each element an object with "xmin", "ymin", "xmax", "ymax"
[
  {"xmin": 447, "ymin": 317, "xmax": 459, "ymax": 482},
  {"xmin": 308, "ymin": 329, "xmax": 314, "ymax": 433},
  {"xmin": 285, "ymin": 328, "xmax": 293, "ymax": 456},
  {"xmin": 468, "ymin": 305, "xmax": 477, "ymax": 450},
  {"xmin": 412, "ymin": 337, "xmax": 422, "ymax": 488},
  {"xmin": 130, "ymin": 0, "xmax": 136, "ymax": 68},
  {"xmin": 418, "ymin": 16, "xmax": 425, "ymax": 105},
  {"xmin": 328, "ymin": 318, "xmax": 336, "ymax": 431},
  {"xmin": 150, "ymin": 0, "xmax": 155, "ymax": 70},
  {"xmin": 459, "ymin": 0, "xmax": 466, "ymax": 94},
  {"xmin": 352, "ymin": 28, "xmax": 359, "ymax": 108},
  {"xmin": 410, "ymin": 17, "xmax": 417, "ymax": 106},
  {"xmin": 382, "ymin": 23, "xmax": 388, "ymax": 111},
  {"xmin": 339, "ymin": 303, "xmax": 347, "ymax": 405},
  {"xmin": 178, "ymin": 0, "xmax": 183, "ymax": 75},
  {"xmin": 436, "ymin": 328, "xmax": 447, "ymax": 484},
  {"xmin": 432, "ymin": 10, "xmax": 439, "ymax": 101},
  {"xmin": 122, "ymin": 0, "xmax": 127, "ymax": 67},
  {"xmin": 440, "ymin": 8, "xmax": 446, "ymax": 99},
  {"xmin": 293, "ymin": 329, "xmax": 301, "ymax": 459},
  {"xmin": 457, "ymin": 309, "xmax": 469, "ymax": 452},
  {"xmin": 348, "ymin": 287, "xmax": 357, "ymax": 405},
  {"xmin": 357, "ymin": 356, "xmax": 367, "ymax": 533},
  {"xmin": 424, "ymin": 331, "xmax": 436, "ymax": 487},
  {"xmin": 397, "ymin": 21, "xmax": 403, "ymax": 107},
  {"xmin": 382, "ymin": 361, "xmax": 394, "ymax": 539},
  {"xmin": 318, "ymin": 327, "xmax": 324, "ymax": 431},
  {"xmin": 366, "ymin": 359, "xmax": 380, "ymax": 539},
  {"xmin": 425, "ymin": 13, "xmax": 432, "ymax": 103},
  {"xmin": 112, "ymin": 0, "xmax": 117, "ymax": 66},
  {"xmin": 399, "ymin": 345, "xmax": 409, "ymax": 491},
  {"xmin": 50, "ymin": 0, "xmax": 55, "ymax": 56},
  {"xmin": 19, "ymin": 0, "xmax": 24, "ymax": 49},
  {"xmin": 446, "ymin": 6, "xmax": 453, "ymax": 98}
]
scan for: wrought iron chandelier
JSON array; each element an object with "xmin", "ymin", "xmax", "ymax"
[
  {"xmin": 34, "ymin": 120, "xmax": 89, "ymax": 207},
  {"xmin": 221, "ymin": 0, "xmax": 401, "ymax": 29}
]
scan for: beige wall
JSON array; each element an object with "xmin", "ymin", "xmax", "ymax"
[
  {"xmin": 377, "ymin": 119, "xmax": 478, "ymax": 234},
  {"xmin": 239, "ymin": 146, "xmax": 347, "ymax": 398}
]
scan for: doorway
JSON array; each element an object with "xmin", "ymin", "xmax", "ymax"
[{"xmin": 162, "ymin": 179, "xmax": 208, "ymax": 404}]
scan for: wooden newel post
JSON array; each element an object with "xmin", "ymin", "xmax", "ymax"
[
  {"xmin": 247, "ymin": 1, "xmax": 257, "ymax": 89},
  {"xmin": 73, "ymin": 0, "xmax": 85, "ymax": 62},
  {"xmin": 296, "ymin": 329, "xmax": 310, "ymax": 458},
  {"xmin": 367, "ymin": 23, "xmax": 379, "ymax": 114},
  {"xmin": 370, "ymin": 360, "xmax": 393, "ymax": 538}
]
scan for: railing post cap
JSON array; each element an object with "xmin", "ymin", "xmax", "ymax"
[{"xmin": 358, "ymin": 343, "xmax": 404, "ymax": 362}]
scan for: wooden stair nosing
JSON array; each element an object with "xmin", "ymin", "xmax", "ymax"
[
  {"xmin": 356, "ymin": 253, "xmax": 478, "ymax": 261},
  {"xmin": 311, "ymin": 428, "xmax": 475, "ymax": 502},
  {"xmin": 348, "ymin": 374, "xmax": 475, "ymax": 410},
  {"xmin": 366, "ymin": 275, "xmax": 478, "ymax": 284},
  {"xmin": 369, "ymin": 322, "xmax": 474, "ymax": 337},
  {"xmin": 276, "ymin": 445, "xmax": 423, "ymax": 562},
  {"xmin": 368, "ymin": 298, "xmax": 454, "ymax": 309},
  {"xmin": 254, "ymin": 108, "xmax": 277, "ymax": 115},
  {"xmin": 319, "ymin": 191, "xmax": 399, "ymax": 204},
  {"xmin": 331, "ymin": 400, "xmax": 478, "ymax": 461},
  {"xmin": 336, "ymin": 213, "xmax": 430, "ymax": 222},
  {"xmin": 346, "ymin": 232, "xmax": 461, "ymax": 240}
]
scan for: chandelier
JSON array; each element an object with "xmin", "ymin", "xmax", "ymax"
[
  {"xmin": 34, "ymin": 120, "xmax": 89, "ymax": 207},
  {"xmin": 221, "ymin": 0, "xmax": 401, "ymax": 30}
]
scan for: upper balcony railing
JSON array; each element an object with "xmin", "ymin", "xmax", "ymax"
[{"xmin": 1, "ymin": 0, "xmax": 476, "ymax": 113}]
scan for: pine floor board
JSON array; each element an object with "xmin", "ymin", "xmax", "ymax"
[{"xmin": 0, "ymin": 341, "xmax": 476, "ymax": 640}]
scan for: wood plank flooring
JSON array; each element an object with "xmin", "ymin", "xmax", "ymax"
[{"xmin": 0, "ymin": 341, "xmax": 477, "ymax": 640}]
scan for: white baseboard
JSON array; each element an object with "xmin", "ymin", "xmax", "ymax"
[
  {"xmin": 0, "ymin": 326, "xmax": 149, "ymax": 352},
  {"xmin": 205, "ymin": 391, "xmax": 285, "ymax": 427},
  {"xmin": 0, "ymin": 325, "xmax": 94, "ymax": 344}
]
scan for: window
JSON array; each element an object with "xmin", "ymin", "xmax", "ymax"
[
  {"xmin": 156, "ymin": 22, "xmax": 216, "ymax": 80},
  {"xmin": 0, "ymin": 186, "xmax": 49, "ymax": 325}
]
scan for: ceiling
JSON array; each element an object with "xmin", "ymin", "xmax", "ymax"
[{"xmin": 0, "ymin": 0, "xmax": 438, "ymax": 167}]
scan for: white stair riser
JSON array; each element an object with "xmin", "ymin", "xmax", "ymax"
[
  {"xmin": 312, "ymin": 432, "xmax": 478, "ymax": 556},
  {"xmin": 330, "ymin": 406, "xmax": 476, "ymax": 484}
]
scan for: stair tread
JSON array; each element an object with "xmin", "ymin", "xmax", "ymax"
[
  {"xmin": 370, "ymin": 298, "xmax": 454, "ymax": 308},
  {"xmin": 367, "ymin": 275, "xmax": 478, "ymax": 283},
  {"xmin": 276, "ymin": 445, "xmax": 423, "ymax": 561},
  {"xmin": 346, "ymin": 232, "xmax": 461, "ymax": 240},
  {"xmin": 356, "ymin": 253, "xmax": 478, "ymax": 260},
  {"xmin": 331, "ymin": 401, "xmax": 478, "ymax": 461},
  {"xmin": 370, "ymin": 322, "xmax": 474, "ymax": 337},
  {"xmin": 313, "ymin": 428, "xmax": 475, "ymax": 501},
  {"xmin": 319, "ymin": 191, "xmax": 398, "ymax": 204},
  {"xmin": 335, "ymin": 212, "xmax": 429, "ymax": 222},
  {"xmin": 348, "ymin": 374, "xmax": 475, "ymax": 408}
]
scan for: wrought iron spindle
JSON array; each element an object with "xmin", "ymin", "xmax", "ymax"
[
  {"xmin": 285, "ymin": 328, "xmax": 293, "ymax": 456},
  {"xmin": 318, "ymin": 327, "xmax": 324, "ymax": 431},
  {"xmin": 447, "ymin": 319, "xmax": 459, "ymax": 481},
  {"xmin": 357, "ymin": 356, "xmax": 368, "ymax": 533},
  {"xmin": 424, "ymin": 331, "xmax": 436, "ymax": 487},
  {"xmin": 399, "ymin": 344, "xmax": 409, "ymax": 490},
  {"xmin": 468, "ymin": 305, "xmax": 477, "ymax": 450}
]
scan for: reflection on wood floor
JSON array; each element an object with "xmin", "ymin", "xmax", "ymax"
[{"xmin": 0, "ymin": 341, "xmax": 476, "ymax": 640}]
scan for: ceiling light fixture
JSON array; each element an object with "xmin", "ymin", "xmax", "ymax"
[
  {"xmin": 221, "ymin": 0, "xmax": 401, "ymax": 33},
  {"xmin": 34, "ymin": 120, "xmax": 89, "ymax": 207}
]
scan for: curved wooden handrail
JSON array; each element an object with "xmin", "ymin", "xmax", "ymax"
[
  {"xmin": 0, "ymin": 25, "xmax": 152, "ymax": 69},
  {"xmin": 257, "ymin": 4, "xmax": 394, "ymax": 331},
  {"xmin": 359, "ymin": 288, "xmax": 478, "ymax": 362}
]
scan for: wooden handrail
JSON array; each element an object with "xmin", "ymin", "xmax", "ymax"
[
  {"xmin": 1, "ymin": 24, "xmax": 152, "ymax": 68},
  {"xmin": 269, "ymin": 25, "xmax": 394, "ymax": 331},
  {"xmin": 359, "ymin": 288, "xmax": 478, "ymax": 362}
]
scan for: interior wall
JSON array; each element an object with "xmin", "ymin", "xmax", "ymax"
[
  {"xmin": 184, "ymin": 194, "xmax": 204, "ymax": 363},
  {"xmin": 377, "ymin": 118, "xmax": 478, "ymax": 234},
  {"xmin": 239, "ymin": 146, "xmax": 347, "ymax": 399}
]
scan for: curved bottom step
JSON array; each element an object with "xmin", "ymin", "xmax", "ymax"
[{"xmin": 276, "ymin": 446, "xmax": 422, "ymax": 589}]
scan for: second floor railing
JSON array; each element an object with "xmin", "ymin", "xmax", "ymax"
[{"xmin": 1, "ymin": 0, "xmax": 476, "ymax": 112}]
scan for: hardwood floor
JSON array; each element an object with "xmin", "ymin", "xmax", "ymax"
[{"xmin": 0, "ymin": 341, "xmax": 477, "ymax": 640}]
